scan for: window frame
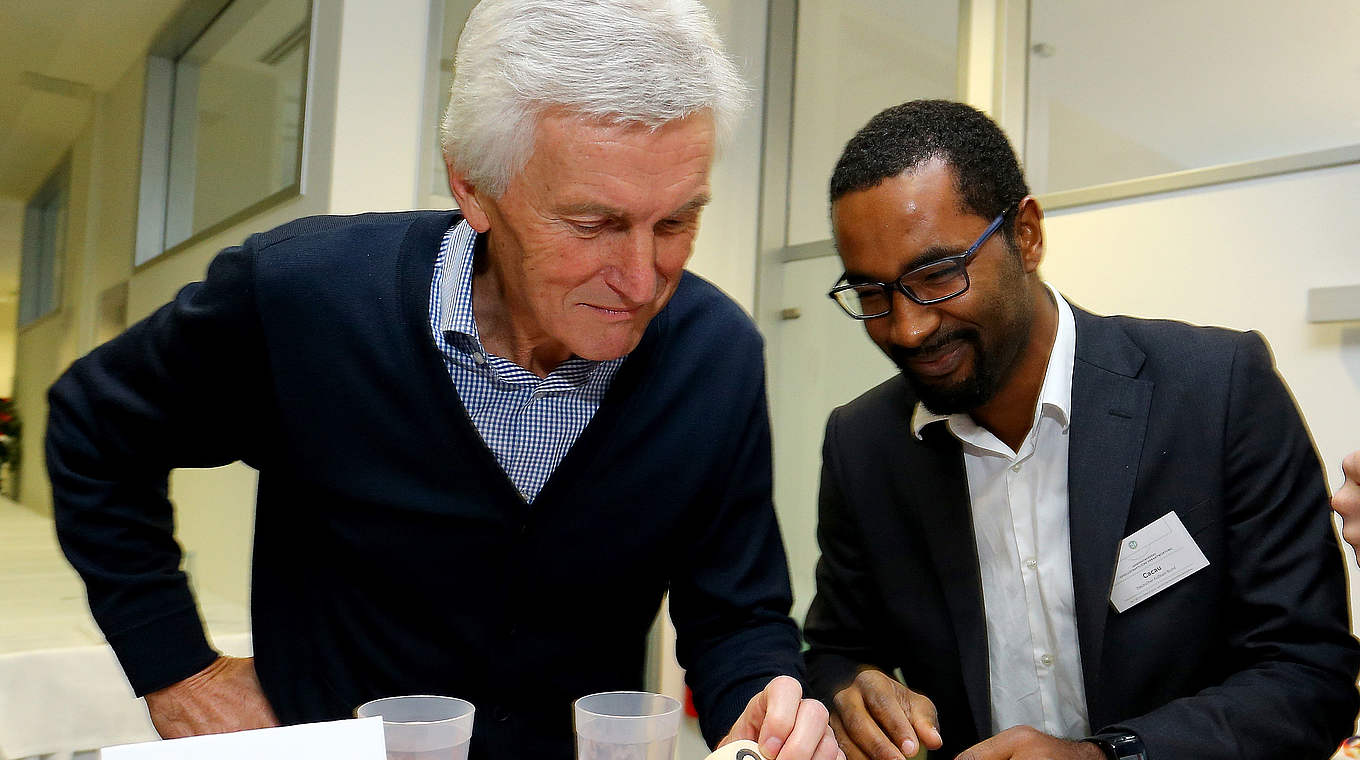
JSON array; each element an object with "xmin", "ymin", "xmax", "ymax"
[
  {"xmin": 134, "ymin": 0, "xmax": 314, "ymax": 267},
  {"xmin": 18, "ymin": 157, "xmax": 71, "ymax": 328},
  {"xmin": 997, "ymin": 0, "xmax": 1360, "ymax": 210}
]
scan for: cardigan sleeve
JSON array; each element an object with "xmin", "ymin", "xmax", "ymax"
[
  {"xmin": 666, "ymin": 330, "xmax": 806, "ymax": 747},
  {"xmin": 47, "ymin": 241, "xmax": 274, "ymax": 696}
]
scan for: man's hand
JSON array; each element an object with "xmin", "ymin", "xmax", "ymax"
[
  {"xmin": 827, "ymin": 670, "xmax": 941, "ymax": 760},
  {"xmin": 1334, "ymin": 450, "xmax": 1360, "ymax": 552},
  {"xmin": 956, "ymin": 726, "xmax": 1104, "ymax": 760},
  {"xmin": 720, "ymin": 675, "xmax": 842, "ymax": 760},
  {"xmin": 144, "ymin": 656, "xmax": 280, "ymax": 739}
]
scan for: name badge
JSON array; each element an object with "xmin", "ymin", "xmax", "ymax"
[{"xmin": 1109, "ymin": 511, "xmax": 1209, "ymax": 613}]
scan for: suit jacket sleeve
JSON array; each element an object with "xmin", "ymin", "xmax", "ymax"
[
  {"xmin": 802, "ymin": 405, "xmax": 897, "ymax": 702},
  {"xmin": 665, "ymin": 330, "xmax": 805, "ymax": 748},
  {"xmin": 1105, "ymin": 332, "xmax": 1360, "ymax": 759},
  {"xmin": 46, "ymin": 242, "xmax": 272, "ymax": 696}
]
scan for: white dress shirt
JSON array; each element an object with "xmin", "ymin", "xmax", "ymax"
[{"xmin": 912, "ymin": 285, "xmax": 1089, "ymax": 738}]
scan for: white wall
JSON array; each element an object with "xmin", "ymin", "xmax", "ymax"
[{"xmin": 325, "ymin": 0, "xmax": 430, "ymax": 215}]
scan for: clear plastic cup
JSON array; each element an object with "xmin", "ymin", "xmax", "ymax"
[
  {"xmin": 356, "ymin": 694, "xmax": 476, "ymax": 760},
  {"xmin": 574, "ymin": 691, "xmax": 682, "ymax": 760}
]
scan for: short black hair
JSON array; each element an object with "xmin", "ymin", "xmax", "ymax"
[{"xmin": 829, "ymin": 100, "xmax": 1029, "ymax": 236}]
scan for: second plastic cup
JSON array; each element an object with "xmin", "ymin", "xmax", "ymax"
[
  {"xmin": 356, "ymin": 694, "xmax": 475, "ymax": 760},
  {"xmin": 574, "ymin": 691, "xmax": 682, "ymax": 760}
]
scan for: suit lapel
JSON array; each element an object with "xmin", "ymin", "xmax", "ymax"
[
  {"xmin": 905, "ymin": 422, "xmax": 993, "ymax": 740},
  {"xmin": 1066, "ymin": 308, "xmax": 1152, "ymax": 723}
]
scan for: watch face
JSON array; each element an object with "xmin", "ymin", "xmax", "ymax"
[
  {"xmin": 1110, "ymin": 734, "xmax": 1147, "ymax": 760},
  {"xmin": 1088, "ymin": 733, "xmax": 1144, "ymax": 760}
]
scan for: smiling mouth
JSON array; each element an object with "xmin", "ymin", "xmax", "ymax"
[
  {"xmin": 584, "ymin": 303, "xmax": 644, "ymax": 320},
  {"xmin": 901, "ymin": 341, "xmax": 968, "ymax": 379}
]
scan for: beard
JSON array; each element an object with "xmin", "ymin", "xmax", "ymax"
[
  {"xmin": 890, "ymin": 277, "xmax": 1035, "ymax": 415},
  {"xmin": 890, "ymin": 329, "xmax": 1006, "ymax": 414}
]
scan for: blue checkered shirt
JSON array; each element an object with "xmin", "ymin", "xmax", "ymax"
[{"xmin": 429, "ymin": 221, "xmax": 625, "ymax": 502}]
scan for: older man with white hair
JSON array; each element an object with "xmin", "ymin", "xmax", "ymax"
[{"xmin": 45, "ymin": 2, "xmax": 837, "ymax": 760}]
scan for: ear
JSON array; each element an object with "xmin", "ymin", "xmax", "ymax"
[
  {"xmin": 445, "ymin": 159, "xmax": 492, "ymax": 233},
  {"xmin": 1013, "ymin": 196, "xmax": 1045, "ymax": 274}
]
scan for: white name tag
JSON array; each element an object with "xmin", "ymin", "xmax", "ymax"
[{"xmin": 1109, "ymin": 511, "xmax": 1210, "ymax": 613}]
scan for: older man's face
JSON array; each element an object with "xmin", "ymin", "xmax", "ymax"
[{"xmin": 456, "ymin": 110, "xmax": 715, "ymax": 370}]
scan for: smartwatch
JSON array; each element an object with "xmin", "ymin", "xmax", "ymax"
[{"xmin": 1082, "ymin": 732, "xmax": 1147, "ymax": 760}]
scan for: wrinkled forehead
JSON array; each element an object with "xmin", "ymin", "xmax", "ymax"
[{"xmin": 504, "ymin": 109, "xmax": 716, "ymax": 216}]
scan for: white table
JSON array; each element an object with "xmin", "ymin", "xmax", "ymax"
[{"xmin": 0, "ymin": 499, "xmax": 250, "ymax": 760}]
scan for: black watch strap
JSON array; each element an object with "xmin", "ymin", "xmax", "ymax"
[{"xmin": 1082, "ymin": 732, "xmax": 1147, "ymax": 760}]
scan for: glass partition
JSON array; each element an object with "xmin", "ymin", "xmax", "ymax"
[
  {"xmin": 422, "ymin": 0, "xmax": 479, "ymax": 204},
  {"xmin": 787, "ymin": 0, "xmax": 963, "ymax": 246},
  {"xmin": 138, "ymin": 0, "xmax": 312, "ymax": 264},
  {"xmin": 1024, "ymin": 0, "xmax": 1360, "ymax": 204},
  {"xmin": 19, "ymin": 160, "xmax": 69, "ymax": 326}
]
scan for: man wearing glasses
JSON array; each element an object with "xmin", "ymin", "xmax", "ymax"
[{"xmin": 802, "ymin": 100, "xmax": 1358, "ymax": 760}]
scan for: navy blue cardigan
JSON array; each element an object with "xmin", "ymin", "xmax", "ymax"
[{"xmin": 47, "ymin": 211, "xmax": 804, "ymax": 759}]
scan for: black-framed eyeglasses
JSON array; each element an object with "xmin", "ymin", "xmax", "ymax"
[{"xmin": 827, "ymin": 206, "xmax": 1013, "ymax": 320}]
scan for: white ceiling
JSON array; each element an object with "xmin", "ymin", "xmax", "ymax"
[
  {"xmin": 0, "ymin": 0, "xmax": 185, "ymax": 202},
  {"xmin": 0, "ymin": 0, "xmax": 184, "ymax": 302}
]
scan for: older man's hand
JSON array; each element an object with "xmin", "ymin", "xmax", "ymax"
[
  {"xmin": 1334, "ymin": 450, "xmax": 1360, "ymax": 552},
  {"xmin": 955, "ymin": 726, "xmax": 1105, "ymax": 760},
  {"xmin": 144, "ymin": 656, "xmax": 279, "ymax": 739},
  {"xmin": 827, "ymin": 670, "xmax": 940, "ymax": 760},
  {"xmin": 720, "ymin": 675, "xmax": 842, "ymax": 760}
]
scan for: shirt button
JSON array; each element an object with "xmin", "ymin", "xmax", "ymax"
[
  {"xmin": 471, "ymin": 352, "xmax": 487, "ymax": 365},
  {"xmin": 1024, "ymin": 558, "xmax": 1038, "ymax": 570},
  {"xmin": 1010, "ymin": 463, "xmax": 1022, "ymax": 473},
  {"xmin": 1040, "ymin": 653, "xmax": 1054, "ymax": 667}
]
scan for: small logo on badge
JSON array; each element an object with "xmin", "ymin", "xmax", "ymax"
[{"xmin": 1128, "ymin": 540, "xmax": 1138, "ymax": 550}]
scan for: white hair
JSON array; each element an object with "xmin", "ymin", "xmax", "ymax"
[{"xmin": 439, "ymin": 0, "xmax": 748, "ymax": 196}]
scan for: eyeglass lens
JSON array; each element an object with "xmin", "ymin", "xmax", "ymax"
[{"xmin": 833, "ymin": 259, "xmax": 968, "ymax": 317}]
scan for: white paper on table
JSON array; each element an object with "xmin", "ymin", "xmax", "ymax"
[{"xmin": 100, "ymin": 716, "xmax": 386, "ymax": 760}]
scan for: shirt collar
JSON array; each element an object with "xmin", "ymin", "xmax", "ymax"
[
  {"xmin": 436, "ymin": 219, "xmax": 613, "ymax": 389},
  {"xmin": 911, "ymin": 283, "xmax": 1076, "ymax": 440},
  {"xmin": 438, "ymin": 219, "xmax": 482, "ymax": 351}
]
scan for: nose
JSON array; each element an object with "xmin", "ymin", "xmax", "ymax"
[
  {"xmin": 608, "ymin": 229, "xmax": 659, "ymax": 305},
  {"xmin": 883, "ymin": 290, "xmax": 941, "ymax": 349}
]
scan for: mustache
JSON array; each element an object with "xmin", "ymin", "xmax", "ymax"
[{"xmin": 889, "ymin": 328, "xmax": 980, "ymax": 365}]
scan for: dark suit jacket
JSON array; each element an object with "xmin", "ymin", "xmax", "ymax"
[{"xmin": 804, "ymin": 306, "xmax": 1359, "ymax": 759}]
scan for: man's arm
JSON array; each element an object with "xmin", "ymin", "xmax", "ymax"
[
  {"xmin": 1333, "ymin": 449, "xmax": 1360, "ymax": 551},
  {"xmin": 47, "ymin": 242, "xmax": 279, "ymax": 734},
  {"xmin": 803, "ymin": 410, "xmax": 942, "ymax": 760},
  {"xmin": 664, "ymin": 336, "xmax": 834, "ymax": 760},
  {"xmin": 144, "ymin": 656, "xmax": 278, "ymax": 738},
  {"xmin": 1094, "ymin": 332, "xmax": 1360, "ymax": 759}
]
